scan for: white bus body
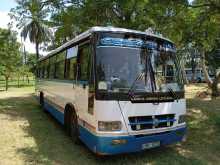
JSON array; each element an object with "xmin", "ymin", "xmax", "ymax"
[{"xmin": 36, "ymin": 26, "xmax": 186, "ymax": 155}]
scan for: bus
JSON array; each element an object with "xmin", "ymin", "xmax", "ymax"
[
  {"xmin": 36, "ymin": 26, "xmax": 186, "ymax": 155},
  {"xmin": 185, "ymin": 68, "xmax": 215, "ymax": 83},
  {"xmin": 185, "ymin": 68, "xmax": 205, "ymax": 83}
]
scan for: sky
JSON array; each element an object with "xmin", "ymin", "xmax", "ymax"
[
  {"xmin": 0, "ymin": 0, "xmax": 45, "ymax": 55},
  {"xmin": 0, "ymin": 0, "xmax": 194, "ymax": 55}
]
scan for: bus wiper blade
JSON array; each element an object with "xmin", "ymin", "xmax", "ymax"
[
  {"xmin": 167, "ymin": 87, "xmax": 178, "ymax": 101},
  {"xmin": 128, "ymin": 72, "xmax": 144, "ymax": 100}
]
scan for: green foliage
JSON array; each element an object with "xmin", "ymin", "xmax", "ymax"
[
  {"xmin": 26, "ymin": 53, "xmax": 37, "ymax": 73},
  {"xmin": 10, "ymin": 0, "xmax": 52, "ymax": 59},
  {"xmin": 0, "ymin": 28, "xmax": 21, "ymax": 76},
  {"xmin": 10, "ymin": 0, "xmax": 219, "ymax": 54},
  {"xmin": 0, "ymin": 28, "xmax": 22, "ymax": 90},
  {"xmin": 10, "ymin": 0, "xmax": 220, "ymax": 84},
  {"xmin": 48, "ymin": 0, "xmax": 190, "ymax": 47}
]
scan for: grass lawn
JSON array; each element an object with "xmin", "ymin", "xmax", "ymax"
[
  {"xmin": 0, "ymin": 79, "xmax": 35, "ymax": 91},
  {"xmin": 0, "ymin": 86, "xmax": 220, "ymax": 165}
]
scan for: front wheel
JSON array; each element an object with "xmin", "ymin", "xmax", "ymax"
[{"xmin": 69, "ymin": 109, "xmax": 80, "ymax": 143}]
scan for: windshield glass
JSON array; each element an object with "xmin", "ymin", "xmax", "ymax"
[{"xmin": 96, "ymin": 35, "xmax": 183, "ymax": 94}]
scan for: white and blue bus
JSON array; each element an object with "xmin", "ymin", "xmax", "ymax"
[{"xmin": 36, "ymin": 26, "xmax": 186, "ymax": 155}]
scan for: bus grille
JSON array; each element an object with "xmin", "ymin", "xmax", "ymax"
[{"xmin": 128, "ymin": 114, "xmax": 175, "ymax": 131}]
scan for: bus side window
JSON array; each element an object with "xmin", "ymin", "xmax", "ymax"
[
  {"xmin": 78, "ymin": 44, "xmax": 90, "ymax": 81},
  {"xmin": 55, "ymin": 51, "xmax": 66, "ymax": 79},
  {"xmin": 37, "ymin": 67, "xmax": 41, "ymax": 78},
  {"xmin": 45, "ymin": 59, "xmax": 50, "ymax": 79},
  {"xmin": 49, "ymin": 56, "xmax": 55, "ymax": 79},
  {"xmin": 65, "ymin": 57, "xmax": 77, "ymax": 80},
  {"xmin": 65, "ymin": 46, "xmax": 78, "ymax": 80},
  {"xmin": 40, "ymin": 61, "xmax": 45, "ymax": 78}
]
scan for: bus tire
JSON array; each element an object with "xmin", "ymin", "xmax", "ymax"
[{"xmin": 65, "ymin": 105, "xmax": 80, "ymax": 143}]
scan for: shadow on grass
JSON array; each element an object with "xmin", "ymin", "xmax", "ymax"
[{"xmin": 0, "ymin": 95, "xmax": 219, "ymax": 164}]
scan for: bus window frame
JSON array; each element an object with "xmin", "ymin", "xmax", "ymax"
[{"xmin": 76, "ymin": 40, "xmax": 91, "ymax": 82}]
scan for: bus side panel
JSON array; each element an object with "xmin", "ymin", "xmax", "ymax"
[
  {"xmin": 43, "ymin": 100, "xmax": 65, "ymax": 125},
  {"xmin": 36, "ymin": 79, "xmax": 76, "ymax": 124}
]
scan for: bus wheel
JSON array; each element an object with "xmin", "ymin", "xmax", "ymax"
[{"xmin": 69, "ymin": 107, "xmax": 79, "ymax": 144}]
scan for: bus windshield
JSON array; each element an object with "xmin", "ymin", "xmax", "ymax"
[{"xmin": 96, "ymin": 36, "xmax": 183, "ymax": 96}]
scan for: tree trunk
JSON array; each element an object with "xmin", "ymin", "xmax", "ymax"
[
  {"xmin": 18, "ymin": 77, "xmax": 20, "ymax": 88},
  {"xmin": 27, "ymin": 75, "xmax": 29, "ymax": 84},
  {"xmin": 191, "ymin": 57, "xmax": 196, "ymax": 83},
  {"xmin": 201, "ymin": 50, "xmax": 220, "ymax": 98},
  {"xmin": 211, "ymin": 72, "xmax": 220, "ymax": 98},
  {"xmin": 36, "ymin": 42, "xmax": 39, "ymax": 60},
  {"xmin": 201, "ymin": 50, "xmax": 213, "ymax": 87},
  {"xmin": 181, "ymin": 64, "xmax": 189, "ymax": 84},
  {"xmin": 5, "ymin": 76, "xmax": 8, "ymax": 91}
]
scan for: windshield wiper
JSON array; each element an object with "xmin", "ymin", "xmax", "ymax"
[
  {"xmin": 127, "ymin": 49, "xmax": 157, "ymax": 101},
  {"xmin": 144, "ymin": 49, "xmax": 156, "ymax": 92},
  {"xmin": 167, "ymin": 87, "xmax": 179, "ymax": 101},
  {"xmin": 127, "ymin": 72, "xmax": 144, "ymax": 100}
]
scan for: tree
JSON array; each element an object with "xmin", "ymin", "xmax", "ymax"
[
  {"xmin": 26, "ymin": 53, "xmax": 37, "ymax": 73},
  {"xmin": 186, "ymin": 0, "xmax": 220, "ymax": 97},
  {"xmin": 47, "ymin": 0, "xmax": 189, "ymax": 48},
  {"xmin": 12, "ymin": 0, "xmax": 219, "ymax": 96},
  {"xmin": 0, "ymin": 28, "xmax": 21, "ymax": 91},
  {"xmin": 10, "ymin": 0, "xmax": 52, "ymax": 59}
]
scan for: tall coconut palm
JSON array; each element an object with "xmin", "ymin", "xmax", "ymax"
[
  {"xmin": 11, "ymin": 0, "xmax": 52, "ymax": 59},
  {"xmin": 21, "ymin": 19, "xmax": 51, "ymax": 59}
]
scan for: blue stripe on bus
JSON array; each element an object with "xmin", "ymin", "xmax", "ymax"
[
  {"xmin": 79, "ymin": 125, "xmax": 186, "ymax": 155},
  {"xmin": 43, "ymin": 100, "xmax": 65, "ymax": 125},
  {"xmin": 39, "ymin": 96, "xmax": 186, "ymax": 155}
]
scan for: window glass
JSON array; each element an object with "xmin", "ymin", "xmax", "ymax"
[
  {"xmin": 65, "ymin": 57, "xmax": 77, "ymax": 80},
  {"xmin": 36, "ymin": 66, "xmax": 40, "ymax": 78},
  {"xmin": 42, "ymin": 61, "xmax": 46, "ymax": 78},
  {"xmin": 78, "ymin": 45, "xmax": 90, "ymax": 81},
  {"xmin": 67, "ymin": 46, "xmax": 78, "ymax": 59},
  {"xmin": 39, "ymin": 62, "xmax": 45, "ymax": 78},
  {"xmin": 56, "ymin": 51, "xmax": 66, "ymax": 62},
  {"xmin": 44, "ymin": 59, "xmax": 50, "ymax": 78},
  {"xmin": 55, "ymin": 51, "xmax": 66, "ymax": 79},
  {"xmin": 49, "ymin": 56, "xmax": 56, "ymax": 78},
  {"xmin": 37, "ymin": 62, "xmax": 41, "ymax": 78}
]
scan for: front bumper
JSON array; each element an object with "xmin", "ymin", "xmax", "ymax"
[{"xmin": 79, "ymin": 126, "xmax": 187, "ymax": 155}]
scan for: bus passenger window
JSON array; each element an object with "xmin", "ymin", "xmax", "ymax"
[
  {"xmin": 44, "ymin": 59, "xmax": 50, "ymax": 79},
  {"xmin": 78, "ymin": 45, "xmax": 90, "ymax": 81},
  {"xmin": 65, "ymin": 57, "xmax": 77, "ymax": 80},
  {"xmin": 55, "ymin": 51, "xmax": 66, "ymax": 79},
  {"xmin": 65, "ymin": 46, "xmax": 78, "ymax": 80},
  {"xmin": 49, "ymin": 56, "xmax": 56, "ymax": 79}
]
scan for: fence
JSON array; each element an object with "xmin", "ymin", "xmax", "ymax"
[{"xmin": 0, "ymin": 78, "xmax": 35, "ymax": 91}]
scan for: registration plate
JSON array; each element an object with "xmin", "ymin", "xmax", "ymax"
[{"xmin": 142, "ymin": 141, "xmax": 160, "ymax": 150}]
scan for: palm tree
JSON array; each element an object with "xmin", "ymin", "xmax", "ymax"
[
  {"xmin": 11, "ymin": 0, "xmax": 52, "ymax": 59},
  {"xmin": 21, "ymin": 19, "xmax": 51, "ymax": 59}
]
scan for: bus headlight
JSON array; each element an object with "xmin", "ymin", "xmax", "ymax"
[
  {"xmin": 98, "ymin": 121, "xmax": 122, "ymax": 131},
  {"xmin": 178, "ymin": 115, "xmax": 186, "ymax": 124}
]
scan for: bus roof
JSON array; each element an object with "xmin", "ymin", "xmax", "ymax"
[{"xmin": 39, "ymin": 26, "xmax": 173, "ymax": 62}]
